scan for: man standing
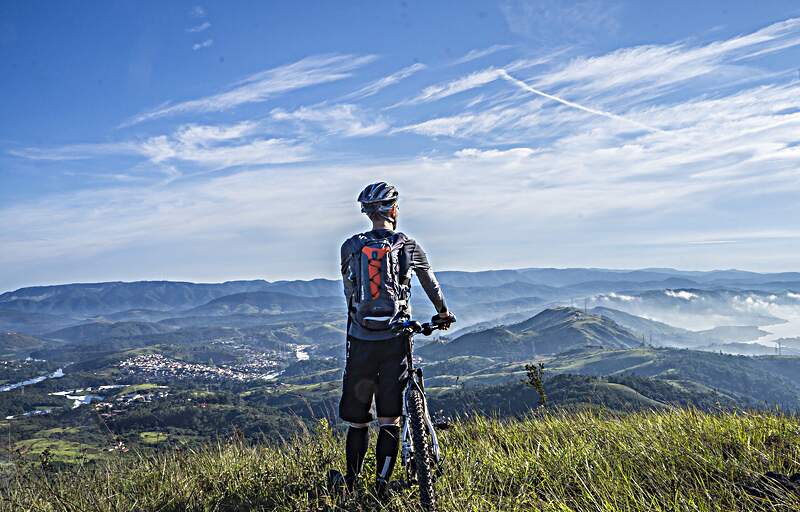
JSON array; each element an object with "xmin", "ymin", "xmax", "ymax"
[{"xmin": 334, "ymin": 182, "xmax": 455, "ymax": 496}]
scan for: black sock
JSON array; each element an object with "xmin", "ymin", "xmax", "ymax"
[
  {"xmin": 375, "ymin": 425, "xmax": 400, "ymax": 482},
  {"xmin": 345, "ymin": 426, "xmax": 369, "ymax": 487}
]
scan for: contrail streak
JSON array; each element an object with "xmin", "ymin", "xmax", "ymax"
[{"xmin": 498, "ymin": 70, "xmax": 666, "ymax": 134}]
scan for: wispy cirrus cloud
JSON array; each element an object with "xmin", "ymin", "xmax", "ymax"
[
  {"xmin": 187, "ymin": 21, "xmax": 211, "ymax": 33},
  {"xmin": 6, "ymin": 17, "xmax": 800, "ymax": 288},
  {"xmin": 141, "ymin": 134, "xmax": 308, "ymax": 169},
  {"xmin": 451, "ymin": 44, "xmax": 513, "ymax": 65},
  {"xmin": 271, "ymin": 104, "xmax": 388, "ymax": 137},
  {"xmin": 533, "ymin": 18, "xmax": 800, "ymax": 104},
  {"xmin": 391, "ymin": 68, "xmax": 502, "ymax": 107},
  {"xmin": 394, "ymin": 108, "xmax": 519, "ymax": 138},
  {"xmin": 122, "ymin": 54, "xmax": 377, "ymax": 126},
  {"xmin": 192, "ymin": 39, "xmax": 214, "ymax": 51},
  {"xmin": 344, "ymin": 62, "xmax": 426, "ymax": 100},
  {"xmin": 395, "ymin": 68, "xmax": 661, "ymax": 136},
  {"xmin": 5, "ymin": 84, "xmax": 800, "ymax": 284},
  {"xmin": 189, "ymin": 5, "xmax": 206, "ymax": 18},
  {"xmin": 144, "ymin": 122, "xmax": 312, "ymax": 169},
  {"xmin": 396, "ymin": 18, "xmax": 800, "ymax": 141},
  {"xmin": 11, "ymin": 121, "xmax": 311, "ymax": 173}
]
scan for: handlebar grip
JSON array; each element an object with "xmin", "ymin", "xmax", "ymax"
[{"xmin": 431, "ymin": 313, "xmax": 457, "ymax": 326}]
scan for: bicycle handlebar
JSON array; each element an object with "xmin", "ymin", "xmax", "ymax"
[{"xmin": 390, "ymin": 314, "xmax": 457, "ymax": 336}]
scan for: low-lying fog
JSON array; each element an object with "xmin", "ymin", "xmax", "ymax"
[{"xmin": 592, "ymin": 290, "xmax": 800, "ymax": 346}]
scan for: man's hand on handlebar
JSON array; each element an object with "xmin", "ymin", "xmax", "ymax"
[
  {"xmin": 390, "ymin": 313, "xmax": 456, "ymax": 335},
  {"xmin": 432, "ymin": 311, "xmax": 456, "ymax": 330}
]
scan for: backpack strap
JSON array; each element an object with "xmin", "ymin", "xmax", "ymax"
[{"xmin": 389, "ymin": 232, "xmax": 410, "ymax": 310}]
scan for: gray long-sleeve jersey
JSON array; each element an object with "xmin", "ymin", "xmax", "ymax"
[{"xmin": 341, "ymin": 228, "xmax": 448, "ymax": 341}]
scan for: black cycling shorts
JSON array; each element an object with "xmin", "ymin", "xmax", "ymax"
[{"xmin": 339, "ymin": 336, "xmax": 407, "ymax": 424}]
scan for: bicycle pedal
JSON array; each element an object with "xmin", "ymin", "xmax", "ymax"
[
  {"xmin": 435, "ymin": 457, "xmax": 445, "ymax": 479},
  {"xmin": 397, "ymin": 478, "xmax": 414, "ymax": 489}
]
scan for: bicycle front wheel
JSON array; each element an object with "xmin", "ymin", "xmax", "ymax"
[{"xmin": 408, "ymin": 388, "xmax": 436, "ymax": 511}]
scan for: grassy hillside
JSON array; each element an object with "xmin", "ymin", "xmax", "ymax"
[{"xmin": 3, "ymin": 410, "xmax": 799, "ymax": 511}]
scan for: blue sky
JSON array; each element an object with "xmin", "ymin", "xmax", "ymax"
[{"xmin": 2, "ymin": 1, "xmax": 800, "ymax": 291}]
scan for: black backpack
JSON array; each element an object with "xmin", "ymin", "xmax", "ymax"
[{"xmin": 348, "ymin": 232, "xmax": 409, "ymax": 330}]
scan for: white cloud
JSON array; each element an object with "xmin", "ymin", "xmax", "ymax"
[
  {"xmin": 393, "ymin": 68, "xmax": 502, "ymax": 107},
  {"xmin": 122, "ymin": 54, "xmax": 377, "ymax": 126},
  {"xmin": 6, "ymin": 19, "xmax": 800, "ymax": 287},
  {"xmin": 396, "ymin": 113, "xmax": 484, "ymax": 137},
  {"xmin": 189, "ymin": 6, "xmax": 206, "ymax": 18},
  {"xmin": 271, "ymin": 104, "xmax": 388, "ymax": 137},
  {"xmin": 140, "ymin": 121, "xmax": 310, "ymax": 168},
  {"xmin": 454, "ymin": 147, "xmax": 536, "ymax": 160},
  {"xmin": 187, "ymin": 22, "xmax": 211, "ymax": 33},
  {"xmin": 533, "ymin": 18, "xmax": 800, "ymax": 103},
  {"xmin": 141, "ymin": 136, "xmax": 308, "ymax": 169},
  {"xmin": 604, "ymin": 293, "xmax": 638, "ymax": 302},
  {"xmin": 11, "ymin": 121, "xmax": 311, "ymax": 171},
  {"xmin": 345, "ymin": 63, "xmax": 426, "ymax": 100},
  {"xmin": 394, "ymin": 19, "xmax": 800, "ymax": 142},
  {"xmin": 394, "ymin": 99, "xmax": 545, "ymax": 140},
  {"xmin": 665, "ymin": 290, "xmax": 698, "ymax": 301},
  {"xmin": 451, "ymin": 45, "xmax": 513, "ymax": 65},
  {"xmin": 192, "ymin": 39, "xmax": 214, "ymax": 51}
]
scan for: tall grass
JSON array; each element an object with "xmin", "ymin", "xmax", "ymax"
[{"xmin": 2, "ymin": 409, "xmax": 799, "ymax": 511}]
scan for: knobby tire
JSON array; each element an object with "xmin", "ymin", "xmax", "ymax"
[{"xmin": 408, "ymin": 388, "xmax": 436, "ymax": 511}]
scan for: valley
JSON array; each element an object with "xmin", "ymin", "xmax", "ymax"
[{"xmin": 2, "ymin": 266, "xmax": 800, "ymax": 466}]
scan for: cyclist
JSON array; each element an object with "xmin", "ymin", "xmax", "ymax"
[{"xmin": 335, "ymin": 181, "xmax": 455, "ymax": 496}]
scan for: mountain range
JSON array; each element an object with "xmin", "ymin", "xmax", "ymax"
[{"xmin": 2, "ymin": 267, "xmax": 799, "ymax": 360}]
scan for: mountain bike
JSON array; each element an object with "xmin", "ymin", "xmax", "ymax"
[{"xmin": 390, "ymin": 315, "xmax": 455, "ymax": 511}]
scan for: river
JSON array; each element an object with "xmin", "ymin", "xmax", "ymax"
[{"xmin": 0, "ymin": 368, "xmax": 64, "ymax": 392}]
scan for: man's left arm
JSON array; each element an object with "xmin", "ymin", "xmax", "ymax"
[{"xmin": 409, "ymin": 241, "xmax": 449, "ymax": 316}]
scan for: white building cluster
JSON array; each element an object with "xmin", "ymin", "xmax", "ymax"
[{"xmin": 118, "ymin": 353, "xmax": 279, "ymax": 382}]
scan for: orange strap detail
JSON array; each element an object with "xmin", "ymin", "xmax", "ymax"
[{"xmin": 362, "ymin": 246, "xmax": 390, "ymax": 299}]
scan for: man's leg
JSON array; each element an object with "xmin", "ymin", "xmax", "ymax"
[
  {"xmin": 375, "ymin": 337, "xmax": 408, "ymax": 489},
  {"xmin": 345, "ymin": 422, "xmax": 370, "ymax": 488},
  {"xmin": 338, "ymin": 337, "xmax": 377, "ymax": 490},
  {"xmin": 375, "ymin": 416, "xmax": 401, "ymax": 486}
]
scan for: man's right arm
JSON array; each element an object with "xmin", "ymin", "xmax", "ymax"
[{"xmin": 340, "ymin": 239, "xmax": 355, "ymax": 305}]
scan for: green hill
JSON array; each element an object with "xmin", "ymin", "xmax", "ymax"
[
  {"xmin": 46, "ymin": 320, "xmax": 175, "ymax": 343},
  {"xmin": 420, "ymin": 307, "xmax": 642, "ymax": 360},
  {"xmin": 185, "ymin": 291, "xmax": 341, "ymax": 316},
  {"xmin": 4, "ymin": 410, "xmax": 798, "ymax": 511},
  {"xmin": 548, "ymin": 346, "xmax": 800, "ymax": 409},
  {"xmin": 0, "ymin": 331, "xmax": 47, "ymax": 357}
]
